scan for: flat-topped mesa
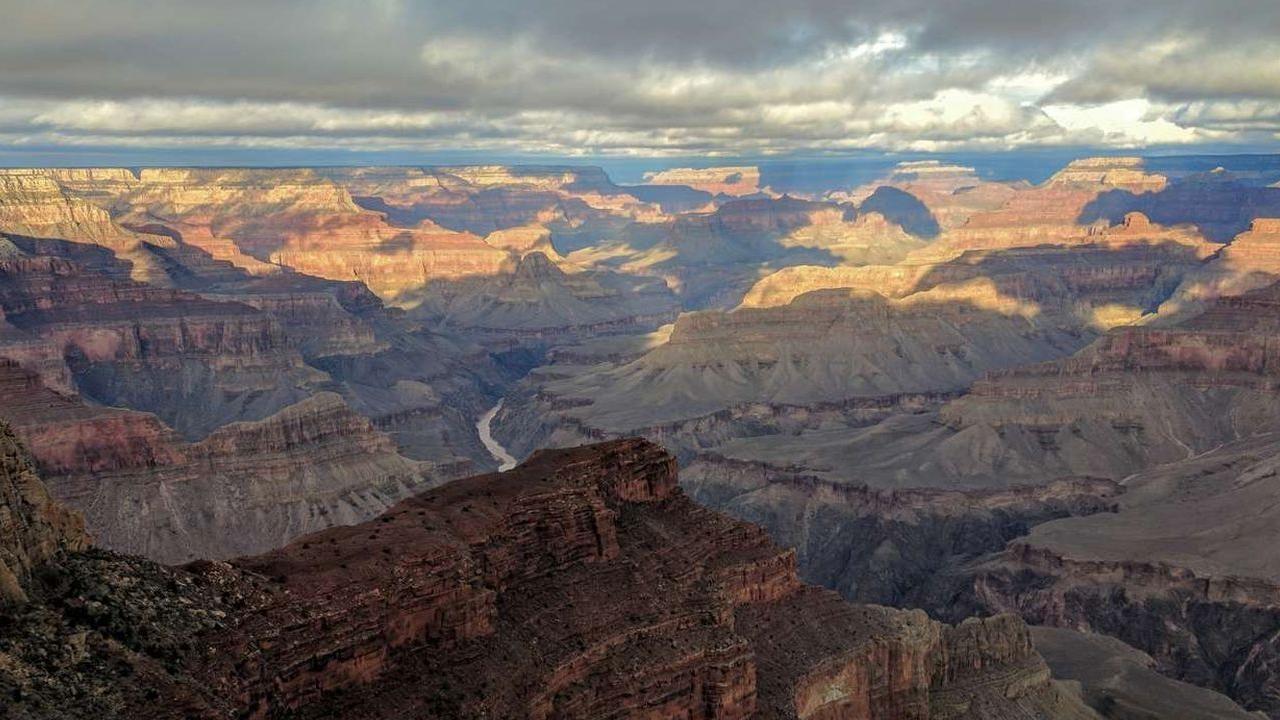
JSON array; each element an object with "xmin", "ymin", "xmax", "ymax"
[
  {"xmin": 1045, "ymin": 156, "xmax": 1167, "ymax": 193},
  {"xmin": 46, "ymin": 167, "xmax": 140, "ymax": 184},
  {"xmin": 643, "ymin": 166, "xmax": 763, "ymax": 196},
  {"xmin": 130, "ymin": 167, "xmax": 363, "ymax": 213},
  {"xmin": 890, "ymin": 160, "xmax": 981, "ymax": 184},
  {"xmin": 0, "ymin": 421, "xmax": 88, "ymax": 605},
  {"xmin": 431, "ymin": 164, "xmax": 617, "ymax": 191}
]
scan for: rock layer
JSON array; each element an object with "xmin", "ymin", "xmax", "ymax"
[
  {"xmin": 0, "ymin": 359, "xmax": 428, "ymax": 563},
  {"xmin": 0, "ymin": 420, "xmax": 87, "ymax": 604},
  {"xmin": 0, "ymin": 436, "xmax": 1096, "ymax": 719}
]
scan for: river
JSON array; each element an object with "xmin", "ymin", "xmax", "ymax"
[{"xmin": 477, "ymin": 399, "xmax": 518, "ymax": 471}]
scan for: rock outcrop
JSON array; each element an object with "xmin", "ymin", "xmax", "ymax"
[
  {"xmin": 329, "ymin": 165, "xmax": 667, "ymax": 235},
  {"xmin": 0, "ymin": 420, "xmax": 87, "ymax": 604},
  {"xmin": 682, "ymin": 455, "xmax": 1121, "ymax": 606},
  {"xmin": 0, "ymin": 437, "xmax": 1097, "ymax": 719}
]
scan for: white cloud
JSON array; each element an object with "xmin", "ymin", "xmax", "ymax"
[
  {"xmin": 0, "ymin": 1, "xmax": 1277, "ymax": 158},
  {"xmin": 1043, "ymin": 99, "xmax": 1203, "ymax": 146}
]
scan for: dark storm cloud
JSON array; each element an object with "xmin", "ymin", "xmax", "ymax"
[{"xmin": 1, "ymin": 0, "xmax": 1278, "ymax": 155}]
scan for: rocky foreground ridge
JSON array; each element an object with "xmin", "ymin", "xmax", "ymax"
[{"xmin": 0, "ymin": 430, "xmax": 1100, "ymax": 719}]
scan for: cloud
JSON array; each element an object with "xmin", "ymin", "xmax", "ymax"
[{"xmin": 1, "ymin": 1, "xmax": 1279, "ymax": 158}]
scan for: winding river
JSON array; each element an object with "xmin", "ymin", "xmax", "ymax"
[{"xmin": 477, "ymin": 399, "xmax": 518, "ymax": 471}]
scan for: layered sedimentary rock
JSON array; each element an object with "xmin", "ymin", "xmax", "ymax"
[
  {"xmin": 741, "ymin": 217, "xmax": 1217, "ymax": 331},
  {"xmin": 711, "ymin": 279, "xmax": 1280, "ymax": 491},
  {"xmin": 1169, "ymin": 216, "xmax": 1280, "ymax": 307},
  {"xmin": 1043, "ymin": 157, "xmax": 1167, "ymax": 193},
  {"xmin": 933, "ymin": 427, "xmax": 1280, "ymax": 717},
  {"xmin": 0, "ymin": 419, "xmax": 88, "ymax": 604},
  {"xmin": 682, "ymin": 456, "xmax": 1121, "ymax": 605},
  {"xmin": 0, "ymin": 359, "xmax": 428, "ymax": 563},
  {"xmin": 0, "ymin": 437, "xmax": 1097, "ymax": 719},
  {"xmin": 503, "ymin": 209, "xmax": 1218, "ymax": 462},
  {"xmin": 936, "ymin": 282, "xmax": 1280, "ymax": 479},
  {"xmin": 330, "ymin": 165, "xmax": 667, "ymax": 236},
  {"xmin": 570, "ymin": 193, "xmax": 932, "ymax": 309},
  {"xmin": 0, "ymin": 250, "xmax": 321, "ymax": 438},
  {"xmin": 0, "ymin": 224, "xmax": 500, "ymax": 475},
  {"xmin": 55, "ymin": 167, "xmax": 510, "ymax": 304},
  {"xmin": 1080, "ymin": 168, "xmax": 1280, "ymax": 242},
  {"xmin": 413, "ymin": 251, "xmax": 679, "ymax": 347},
  {"xmin": 723, "ymin": 281, "xmax": 1280, "ymax": 716},
  {"xmin": 832, "ymin": 162, "xmax": 1020, "ymax": 233},
  {"xmin": 2, "ymin": 167, "xmax": 517, "ymax": 477},
  {"xmin": 497, "ymin": 284, "xmax": 1093, "ymax": 461},
  {"xmin": 642, "ymin": 166, "xmax": 764, "ymax": 196},
  {"xmin": 0, "ymin": 170, "xmax": 181, "ymax": 285}
]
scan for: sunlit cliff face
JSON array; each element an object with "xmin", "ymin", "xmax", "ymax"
[{"xmin": 1, "ymin": 1, "xmax": 1279, "ymax": 162}]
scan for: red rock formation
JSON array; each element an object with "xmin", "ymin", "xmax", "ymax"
[
  {"xmin": 0, "ymin": 436, "xmax": 1094, "ymax": 719},
  {"xmin": 903, "ymin": 158, "xmax": 1196, "ymax": 265},
  {"xmin": 0, "ymin": 417, "xmax": 88, "ymax": 604},
  {"xmin": 42, "ymin": 167, "xmax": 513, "ymax": 305},
  {"xmin": 180, "ymin": 439, "xmax": 1083, "ymax": 719}
]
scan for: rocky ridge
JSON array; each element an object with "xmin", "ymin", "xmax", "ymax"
[{"xmin": 0, "ymin": 433, "xmax": 1098, "ymax": 719}]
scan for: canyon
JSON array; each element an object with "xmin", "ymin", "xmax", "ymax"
[{"xmin": 2, "ymin": 155, "xmax": 1280, "ymax": 718}]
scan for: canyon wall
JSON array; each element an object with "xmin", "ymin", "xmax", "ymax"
[{"xmin": 0, "ymin": 436, "xmax": 1097, "ymax": 719}]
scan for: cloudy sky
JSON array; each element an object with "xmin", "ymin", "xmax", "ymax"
[{"xmin": 2, "ymin": 0, "xmax": 1279, "ymax": 163}]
